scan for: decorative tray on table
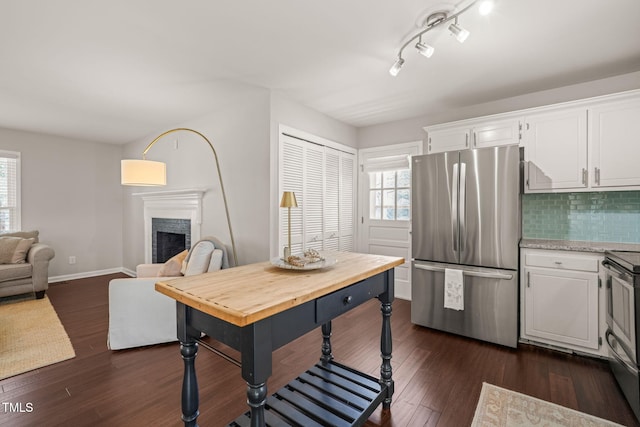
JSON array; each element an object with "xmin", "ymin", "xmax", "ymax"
[{"xmin": 270, "ymin": 249, "xmax": 336, "ymax": 270}]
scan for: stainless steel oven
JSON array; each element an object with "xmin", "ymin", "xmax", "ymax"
[{"xmin": 604, "ymin": 250, "xmax": 640, "ymax": 422}]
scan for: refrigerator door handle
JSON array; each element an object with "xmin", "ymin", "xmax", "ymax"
[
  {"xmin": 414, "ymin": 263, "xmax": 513, "ymax": 280},
  {"xmin": 459, "ymin": 162, "xmax": 466, "ymax": 253},
  {"xmin": 452, "ymin": 163, "xmax": 459, "ymax": 252}
]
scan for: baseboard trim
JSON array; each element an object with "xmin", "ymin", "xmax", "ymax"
[{"xmin": 49, "ymin": 267, "xmax": 135, "ymax": 283}]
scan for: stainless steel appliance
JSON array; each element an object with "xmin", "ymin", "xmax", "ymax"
[
  {"xmin": 603, "ymin": 250, "xmax": 640, "ymax": 422},
  {"xmin": 411, "ymin": 145, "xmax": 520, "ymax": 348}
]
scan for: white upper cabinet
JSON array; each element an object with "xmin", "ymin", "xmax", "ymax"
[
  {"xmin": 590, "ymin": 97, "xmax": 640, "ymax": 189},
  {"xmin": 425, "ymin": 117, "xmax": 521, "ymax": 154},
  {"xmin": 472, "ymin": 118, "xmax": 522, "ymax": 149},
  {"xmin": 523, "ymin": 108, "xmax": 588, "ymax": 192},
  {"xmin": 423, "ymin": 89, "xmax": 640, "ymax": 192},
  {"xmin": 425, "ymin": 127, "xmax": 469, "ymax": 154}
]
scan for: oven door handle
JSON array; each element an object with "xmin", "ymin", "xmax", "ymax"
[
  {"xmin": 606, "ymin": 329, "xmax": 638, "ymax": 375},
  {"xmin": 602, "ymin": 259, "xmax": 633, "ymax": 283}
]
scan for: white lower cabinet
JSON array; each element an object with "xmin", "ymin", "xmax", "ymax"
[{"xmin": 520, "ymin": 248, "xmax": 605, "ymax": 356}]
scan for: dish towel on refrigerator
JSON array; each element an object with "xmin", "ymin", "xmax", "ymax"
[{"xmin": 444, "ymin": 268, "xmax": 464, "ymax": 311}]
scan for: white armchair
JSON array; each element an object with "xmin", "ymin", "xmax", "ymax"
[{"xmin": 107, "ymin": 237, "xmax": 230, "ymax": 350}]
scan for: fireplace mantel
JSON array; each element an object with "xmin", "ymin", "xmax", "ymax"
[
  {"xmin": 133, "ymin": 188, "xmax": 208, "ymax": 200},
  {"xmin": 136, "ymin": 189, "xmax": 208, "ymax": 263}
]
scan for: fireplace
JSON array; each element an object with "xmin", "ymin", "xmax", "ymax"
[
  {"xmin": 152, "ymin": 218, "xmax": 191, "ymax": 263},
  {"xmin": 137, "ymin": 189, "xmax": 205, "ymax": 264}
]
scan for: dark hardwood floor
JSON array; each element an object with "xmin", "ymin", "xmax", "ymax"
[{"xmin": 1, "ymin": 273, "xmax": 637, "ymax": 426}]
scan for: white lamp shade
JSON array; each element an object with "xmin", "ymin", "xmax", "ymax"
[{"xmin": 121, "ymin": 159, "xmax": 167, "ymax": 186}]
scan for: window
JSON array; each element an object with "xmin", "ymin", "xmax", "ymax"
[
  {"xmin": 368, "ymin": 169, "xmax": 410, "ymax": 221},
  {"xmin": 0, "ymin": 151, "xmax": 21, "ymax": 232}
]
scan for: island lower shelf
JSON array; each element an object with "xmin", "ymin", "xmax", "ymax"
[{"xmin": 228, "ymin": 361, "xmax": 387, "ymax": 427}]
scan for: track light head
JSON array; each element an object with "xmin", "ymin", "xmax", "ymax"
[
  {"xmin": 415, "ymin": 41, "xmax": 435, "ymax": 58},
  {"xmin": 449, "ymin": 22, "xmax": 470, "ymax": 43},
  {"xmin": 389, "ymin": 57, "xmax": 405, "ymax": 76}
]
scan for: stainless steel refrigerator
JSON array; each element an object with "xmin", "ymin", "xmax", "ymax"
[{"xmin": 411, "ymin": 145, "xmax": 521, "ymax": 348}]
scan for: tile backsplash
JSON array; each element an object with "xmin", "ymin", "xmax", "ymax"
[{"xmin": 522, "ymin": 191, "xmax": 640, "ymax": 243}]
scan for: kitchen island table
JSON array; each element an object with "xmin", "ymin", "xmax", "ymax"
[{"xmin": 156, "ymin": 251, "xmax": 404, "ymax": 427}]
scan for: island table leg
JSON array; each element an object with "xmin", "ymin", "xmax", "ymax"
[
  {"xmin": 177, "ymin": 303, "xmax": 200, "ymax": 426},
  {"xmin": 180, "ymin": 340, "xmax": 199, "ymax": 426},
  {"xmin": 320, "ymin": 321, "xmax": 333, "ymax": 364},
  {"xmin": 379, "ymin": 269, "xmax": 394, "ymax": 410},
  {"xmin": 241, "ymin": 319, "xmax": 272, "ymax": 427}
]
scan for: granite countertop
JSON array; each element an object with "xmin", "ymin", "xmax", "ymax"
[{"xmin": 520, "ymin": 238, "xmax": 640, "ymax": 253}]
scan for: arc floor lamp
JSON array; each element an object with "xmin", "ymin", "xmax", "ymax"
[{"xmin": 121, "ymin": 127, "xmax": 238, "ymax": 267}]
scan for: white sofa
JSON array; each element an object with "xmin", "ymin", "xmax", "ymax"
[{"xmin": 107, "ymin": 237, "xmax": 230, "ymax": 350}]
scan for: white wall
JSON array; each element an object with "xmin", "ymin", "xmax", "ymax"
[
  {"xmin": 5, "ymin": 71, "xmax": 636, "ymax": 279},
  {"xmin": 357, "ymin": 71, "xmax": 640, "ymax": 148},
  {"xmin": 0, "ymin": 127, "xmax": 123, "ymax": 278},
  {"xmin": 268, "ymin": 91, "xmax": 358, "ymax": 257},
  {"xmin": 122, "ymin": 83, "xmax": 272, "ymax": 270}
]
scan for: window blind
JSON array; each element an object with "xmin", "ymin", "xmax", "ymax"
[
  {"xmin": 362, "ymin": 154, "xmax": 411, "ymax": 172},
  {"xmin": 0, "ymin": 150, "xmax": 21, "ymax": 232}
]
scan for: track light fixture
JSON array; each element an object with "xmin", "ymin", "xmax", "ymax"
[
  {"xmin": 389, "ymin": 0, "xmax": 493, "ymax": 76},
  {"xmin": 449, "ymin": 20, "xmax": 470, "ymax": 43}
]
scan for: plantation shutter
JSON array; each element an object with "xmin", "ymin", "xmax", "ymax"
[
  {"xmin": 340, "ymin": 153, "xmax": 355, "ymax": 251},
  {"xmin": 279, "ymin": 133, "xmax": 356, "ymax": 255},
  {"xmin": 280, "ymin": 136, "xmax": 304, "ymax": 255},
  {"xmin": 323, "ymin": 149, "xmax": 340, "ymax": 250},
  {"xmin": 304, "ymin": 144, "xmax": 324, "ymax": 251}
]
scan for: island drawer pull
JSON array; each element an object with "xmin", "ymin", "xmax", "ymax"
[{"xmin": 315, "ymin": 278, "xmax": 386, "ymax": 324}]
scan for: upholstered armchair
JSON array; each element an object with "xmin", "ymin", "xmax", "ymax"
[
  {"xmin": 107, "ymin": 236, "xmax": 230, "ymax": 350},
  {"xmin": 0, "ymin": 230, "xmax": 55, "ymax": 299}
]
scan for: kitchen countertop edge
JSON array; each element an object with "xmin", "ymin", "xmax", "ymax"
[{"xmin": 520, "ymin": 238, "xmax": 640, "ymax": 253}]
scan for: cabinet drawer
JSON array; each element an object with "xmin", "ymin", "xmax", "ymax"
[
  {"xmin": 315, "ymin": 276, "xmax": 385, "ymax": 324},
  {"xmin": 525, "ymin": 252, "xmax": 599, "ymax": 272}
]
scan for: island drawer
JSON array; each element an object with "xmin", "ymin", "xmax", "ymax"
[{"xmin": 315, "ymin": 275, "xmax": 386, "ymax": 324}]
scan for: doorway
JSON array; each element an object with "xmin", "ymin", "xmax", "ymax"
[{"xmin": 358, "ymin": 141, "xmax": 422, "ymax": 300}]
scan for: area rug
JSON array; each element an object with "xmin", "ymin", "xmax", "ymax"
[
  {"xmin": 471, "ymin": 382, "xmax": 624, "ymax": 427},
  {"xmin": 0, "ymin": 296, "xmax": 75, "ymax": 380}
]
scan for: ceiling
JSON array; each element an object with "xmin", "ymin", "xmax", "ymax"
[{"xmin": 1, "ymin": 0, "xmax": 639, "ymax": 145}]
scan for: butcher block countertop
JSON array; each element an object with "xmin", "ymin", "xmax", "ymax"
[
  {"xmin": 520, "ymin": 238, "xmax": 640, "ymax": 253},
  {"xmin": 155, "ymin": 251, "xmax": 404, "ymax": 327}
]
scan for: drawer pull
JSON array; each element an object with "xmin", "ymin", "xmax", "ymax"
[
  {"xmin": 343, "ymin": 295, "xmax": 353, "ymax": 305},
  {"xmin": 554, "ymin": 261, "xmax": 562, "ymax": 265}
]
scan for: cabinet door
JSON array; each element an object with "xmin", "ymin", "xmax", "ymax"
[
  {"xmin": 426, "ymin": 127, "xmax": 469, "ymax": 154},
  {"xmin": 339, "ymin": 152, "xmax": 355, "ymax": 251},
  {"xmin": 279, "ymin": 133, "xmax": 356, "ymax": 255},
  {"xmin": 304, "ymin": 143, "xmax": 325, "ymax": 251},
  {"xmin": 524, "ymin": 266, "xmax": 599, "ymax": 350},
  {"xmin": 324, "ymin": 148, "xmax": 356, "ymax": 251},
  {"xmin": 472, "ymin": 118, "xmax": 521, "ymax": 149},
  {"xmin": 523, "ymin": 109, "xmax": 588, "ymax": 192},
  {"xmin": 590, "ymin": 97, "xmax": 640, "ymax": 188}
]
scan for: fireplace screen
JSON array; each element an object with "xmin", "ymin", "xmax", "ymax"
[{"xmin": 152, "ymin": 218, "xmax": 191, "ymax": 263}]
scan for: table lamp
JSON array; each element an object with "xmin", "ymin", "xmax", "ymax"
[{"xmin": 280, "ymin": 191, "xmax": 298, "ymax": 259}]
